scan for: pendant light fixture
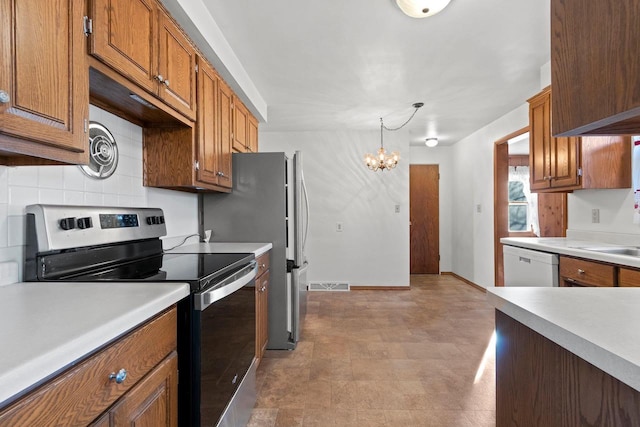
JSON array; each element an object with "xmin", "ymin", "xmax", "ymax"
[
  {"xmin": 364, "ymin": 102, "xmax": 423, "ymax": 172},
  {"xmin": 395, "ymin": 0, "xmax": 452, "ymax": 18}
]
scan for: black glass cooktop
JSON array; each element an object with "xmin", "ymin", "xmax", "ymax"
[{"xmin": 62, "ymin": 252, "xmax": 255, "ymax": 292}]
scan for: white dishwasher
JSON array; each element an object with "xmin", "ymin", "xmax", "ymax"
[{"xmin": 503, "ymin": 245, "xmax": 559, "ymax": 286}]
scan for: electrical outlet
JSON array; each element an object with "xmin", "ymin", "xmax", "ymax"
[
  {"xmin": 591, "ymin": 209, "xmax": 600, "ymax": 223},
  {"xmin": 336, "ymin": 222, "xmax": 343, "ymax": 232},
  {"xmin": 476, "ymin": 204, "xmax": 482, "ymax": 213},
  {"xmin": 395, "ymin": 204, "xmax": 400, "ymax": 213}
]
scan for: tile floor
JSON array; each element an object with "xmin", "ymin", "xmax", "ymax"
[{"xmin": 247, "ymin": 274, "xmax": 496, "ymax": 427}]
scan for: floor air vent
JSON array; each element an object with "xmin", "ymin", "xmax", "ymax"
[{"xmin": 308, "ymin": 282, "xmax": 350, "ymax": 291}]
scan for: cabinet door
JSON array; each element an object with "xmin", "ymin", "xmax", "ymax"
[
  {"xmin": 233, "ymin": 98, "xmax": 249, "ymax": 152},
  {"xmin": 0, "ymin": 0, "xmax": 88, "ymax": 155},
  {"xmin": 217, "ymin": 81, "xmax": 233, "ymax": 188},
  {"xmin": 528, "ymin": 90, "xmax": 552, "ymax": 191},
  {"xmin": 196, "ymin": 58, "xmax": 220, "ymax": 186},
  {"xmin": 256, "ymin": 271, "xmax": 269, "ymax": 360},
  {"xmin": 110, "ymin": 352, "xmax": 178, "ymax": 427},
  {"xmin": 157, "ymin": 11, "xmax": 196, "ymax": 120},
  {"xmin": 89, "ymin": 0, "xmax": 157, "ymax": 93},
  {"xmin": 248, "ymin": 115, "xmax": 259, "ymax": 153},
  {"xmin": 550, "ymin": 136, "xmax": 580, "ymax": 189}
]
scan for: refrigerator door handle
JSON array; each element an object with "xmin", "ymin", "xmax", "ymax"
[{"xmin": 301, "ymin": 170, "xmax": 310, "ymax": 256}]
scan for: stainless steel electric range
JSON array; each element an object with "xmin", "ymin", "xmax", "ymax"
[{"xmin": 24, "ymin": 204, "xmax": 257, "ymax": 427}]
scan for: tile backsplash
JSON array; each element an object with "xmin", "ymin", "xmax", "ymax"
[{"xmin": 0, "ymin": 105, "xmax": 198, "ymax": 282}]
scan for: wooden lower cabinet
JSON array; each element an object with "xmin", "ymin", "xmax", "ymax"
[
  {"xmin": 559, "ymin": 255, "xmax": 616, "ymax": 287},
  {"xmin": 496, "ymin": 310, "xmax": 640, "ymax": 426},
  {"xmin": 0, "ymin": 307, "xmax": 178, "ymax": 427},
  {"xmin": 619, "ymin": 267, "xmax": 640, "ymax": 287},
  {"xmin": 255, "ymin": 251, "xmax": 270, "ymax": 362}
]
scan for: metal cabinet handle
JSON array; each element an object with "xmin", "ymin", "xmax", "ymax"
[
  {"xmin": 216, "ymin": 171, "xmax": 227, "ymax": 177},
  {"xmin": 154, "ymin": 74, "xmax": 164, "ymax": 83},
  {"xmin": 163, "ymin": 79, "xmax": 170, "ymax": 87},
  {"xmin": 577, "ymin": 269, "xmax": 585, "ymax": 274},
  {"xmin": 260, "ymin": 263, "xmax": 266, "ymax": 269},
  {"xmin": 0, "ymin": 90, "xmax": 9, "ymax": 104},
  {"xmin": 260, "ymin": 285, "xmax": 266, "ymax": 292},
  {"xmin": 109, "ymin": 368, "xmax": 127, "ymax": 384}
]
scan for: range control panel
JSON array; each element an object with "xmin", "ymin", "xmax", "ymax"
[{"xmin": 26, "ymin": 204, "xmax": 167, "ymax": 252}]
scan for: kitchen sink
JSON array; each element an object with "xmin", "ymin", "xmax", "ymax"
[{"xmin": 578, "ymin": 246, "xmax": 640, "ymax": 256}]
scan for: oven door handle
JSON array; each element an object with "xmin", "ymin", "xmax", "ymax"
[{"xmin": 195, "ymin": 261, "xmax": 257, "ymax": 311}]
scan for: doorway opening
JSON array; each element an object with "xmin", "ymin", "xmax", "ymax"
[
  {"xmin": 410, "ymin": 164, "xmax": 440, "ymax": 274},
  {"xmin": 493, "ymin": 128, "xmax": 567, "ymax": 286}
]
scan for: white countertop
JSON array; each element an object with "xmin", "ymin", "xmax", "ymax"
[
  {"xmin": 167, "ymin": 242, "xmax": 272, "ymax": 256},
  {"xmin": 0, "ymin": 281, "xmax": 190, "ymax": 407},
  {"xmin": 488, "ymin": 286, "xmax": 640, "ymax": 392},
  {"xmin": 501, "ymin": 237, "xmax": 640, "ymax": 269}
]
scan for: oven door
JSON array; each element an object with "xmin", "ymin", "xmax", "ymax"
[{"xmin": 191, "ymin": 261, "xmax": 257, "ymax": 427}]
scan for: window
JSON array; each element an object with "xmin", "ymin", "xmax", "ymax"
[{"xmin": 508, "ymin": 180, "xmax": 527, "ymax": 231}]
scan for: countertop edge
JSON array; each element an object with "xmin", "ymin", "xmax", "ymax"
[
  {"xmin": 500, "ymin": 237, "xmax": 640, "ymax": 269},
  {"xmin": 0, "ymin": 283, "xmax": 190, "ymax": 407},
  {"xmin": 167, "ymin": 242, "xmax": 273, "ymax": 256},
  {"xmin": 487, "ymin": 288, "xmax": 640, "ymax": 392}
]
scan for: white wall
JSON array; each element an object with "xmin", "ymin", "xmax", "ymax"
[
  {"xmin": 0, "ymin": 106, "xmax": 199, "ymax": 281},
  {"xmin": 450, "ymin": 104, "xmax": 530, "ymax": 288},
  {"xmin": 409, "ymin": 145, "xmax": 454, "ymax": 272},
  {"xmin": 260, "ymin": 130, "xmax": 410, "ymax": 287}
]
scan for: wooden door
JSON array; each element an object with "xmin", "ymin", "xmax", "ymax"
[
  {"xmin": 218, "ymin": 80, "xmax": 233, "ymax": 188},
  {"xmin": 0, "ymin": 0, "xmax": 88, "ymax": 154},
  {"xmin": 195, "ymin": 57, "xmax": 219, "ymax": 186},
  {"xmin": 158, "ymin": 11, "xmax": 196, "ymax": 120},
  {"xmin": 110, "ymin": 353, "xmax": 178, "ymax": 427},
  {"xmin": 233, "ymin": 98, "xmax": 249, "ymax": 152},
  {"xmin": 89, "ymin": 0, "xmax": 157, "ymax": 93},
  {"xmin": 410, "ymin": 165, "xmax": 439, "ymax": 274}
]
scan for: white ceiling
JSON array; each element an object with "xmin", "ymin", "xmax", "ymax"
[{"xmin": 194, "ymin": 0, "xmax": 550, "ymax": 146}]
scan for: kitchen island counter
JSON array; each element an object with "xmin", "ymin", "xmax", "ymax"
[
  {"xmin": 167, "ymin": 242, "xmax": 272, "ymax": 256},
  {"xmin": 488, "ymin": 286, "xmax": 640, "ymax": 391},
  {"xmin": 0, "ymin": 281, "xmax": 189, "ymax": 407}
]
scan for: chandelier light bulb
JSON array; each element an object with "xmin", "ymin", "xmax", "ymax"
[{"xmin": 395, "ymin": 0, "xmax": 452, "ymax": 18}]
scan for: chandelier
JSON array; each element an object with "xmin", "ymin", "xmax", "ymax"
[
  {"xmin": 364, "ymin": 102, "xmax": 423, "ymax": 172},
  {"xmin": 395, "ymin": 0, "xmax": 452, "ymax": 18}
]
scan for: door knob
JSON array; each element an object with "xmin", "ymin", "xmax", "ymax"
[{"xmin": 0, "ymin": 90, "xmax": 9, "ymax": 104}]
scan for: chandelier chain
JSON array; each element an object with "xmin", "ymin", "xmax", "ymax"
[{"xmin": 381, "ymin": 105, "xmax": 421, "ymax": 132}]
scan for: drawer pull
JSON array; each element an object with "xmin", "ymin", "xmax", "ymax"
[
  {"xmin": 261, "ymin": 263, "xmax": 266, "ymax": 269},
  {"xmin": 109, "ymin": 368, "xmax": 127, "ymax": 384},
  {"xmin": 0, "ymin": 90, "xmax": 9, "ymax": 104},
  {"xmin": 232, "ymin": 374, "xmax": 238, "ymax": 384},
  {"xmin": 260, "ymin": 286, "xmax": 266, "ymax": 292},
  {"xmin": 577, "ymin": 269, "xmax": 585, "ymax": 274}
]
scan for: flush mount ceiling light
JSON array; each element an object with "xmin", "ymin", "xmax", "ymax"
[
  {"xmin": 396, "ymin": 0, "xmax": 452, "ymax": 18},
  {"xmin": 364, "ymin": 102, "xmax": 424, "ymax": 172},
  {"xmin": 425, "ymin": 137, "xmax": 439, "ymax": 147}
]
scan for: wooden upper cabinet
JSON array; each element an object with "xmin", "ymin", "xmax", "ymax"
[
  {"xmin": 248, "ymin": 115, "xmax": 259, "ymax": 153},
  {"xmin": 528, "ymin": 88, "xmax": 580, "ymax": 192},
  {"xmin": 233, "ymin": 98, "xmax": 249, "ymax": 152},
  {"xmin": 0, "ymin": 0, "xmax": 89, "ymax": 164},
  {"xmin": 89, "ymin": 0, "xmax": 156, "ymax": 93},
  {"xmin": 157, "ymin": 10, "xmax": 196, "ymax": 119},
  {"xmin": 551, "ymin": 0, "xmax": 640, "ymax": 136},
  {"xmin": 89, "ymin": 0, "xmax": 196, "ymax": 121},
  {"xmin": 195, "ymin": 57, "xmax": 232, "ymax": 189},
  {"xmin": 529, "ymin": 87, "xmax": 631, "ymax": 193}
]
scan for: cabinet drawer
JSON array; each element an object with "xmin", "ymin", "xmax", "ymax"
[
  {"xmin": 256, "ymin": 251, "xmax": 270, "ymax": 278},
  {"xmin": 0, "ymin": 307, "xmax": 177, "ymax": 426},
  {"xmin": 559, "ymin": 256, "xmax": 615, "ymax": 287},
  {"xmin": 619, "ymin": 268, "xmax": 640, "ymax": 287}
]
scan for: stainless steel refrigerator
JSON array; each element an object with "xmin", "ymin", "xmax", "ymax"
[{"xmin": 200, "ymin": 151, "xmax": 309, "ymax": 350}]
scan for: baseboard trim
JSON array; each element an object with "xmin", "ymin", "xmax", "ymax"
[
  {"xmin": 350, "ymin": 286, "xmax": 411, "ymax": 291},
  {"xmin": 441, "ymin": 272, "xmax": 486, "ymax": 293}
]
